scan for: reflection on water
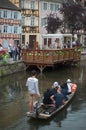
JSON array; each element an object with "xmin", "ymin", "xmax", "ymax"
[
  {"xmin": 0, "ymin": 61, "xmax": 86, "ymax": 130},
  {"xmin": 0, "ymin": 73, "xmax": 25, "ymax": 103},
  {"xmin": 52, "ymin": 107, "xmax": 68, "ymax": 127},
  {"xmin": 0, "ymin": 82, "xmax": 23, "ymax": 103},
  {"xmin": 0, "ymin": 72, "xmax": 28, "ymax": 129},
  {"xmin": 27, "ymin": 100, "xmax": 81, "ymax": 130}
]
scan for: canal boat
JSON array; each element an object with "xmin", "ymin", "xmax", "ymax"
[{"xmin": 26, "ymin": 84, "xmax": 77, "ymax": 120}]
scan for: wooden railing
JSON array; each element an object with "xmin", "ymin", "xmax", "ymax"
[{"xmin": 22, "ymin": 48, "xmax": 81, "ymax": 64}]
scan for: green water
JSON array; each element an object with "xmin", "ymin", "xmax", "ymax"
[{"xmin": 0, "ymin": 61, "xmax": 86, "ymax": 130}]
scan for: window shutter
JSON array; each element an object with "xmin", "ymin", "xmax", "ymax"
[
  {"xmin": 1, "ymin": 10, "xmax": 4, "ymax": 18},
  {"xmin": 1, "ymin": 25, "xmax": 4, "ymax": 33},
  {"xmin": 12, "ymin": 11, "xmax": 14, "ymax": 19}
]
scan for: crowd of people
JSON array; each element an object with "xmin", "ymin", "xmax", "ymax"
[
  {"xmin": 8, "ymin": 44, "xmax": 22, "ymax": 61},
  {"xmin": 0, "ymin": 43, "xmax": 22, "ymax": 61},
  {"xmin": 43, "ymin": 79, "xmax": 75, "ymax": 108}
]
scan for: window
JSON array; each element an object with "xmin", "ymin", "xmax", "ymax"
[
  {"xmin": 50, "ymin": 4, "xmax": 55, "ymax": 11},
  {"xmin": 0, "ymin": 10, "xmax": 1, "ymax": 18},
  {"xmin": 31, "ymin": 16, "xmax": 35, "ymax": 26},
  {"xmin": 3, "ymin": 10, "xmax": 7, "ymax": 18},
  {"xmin": 22, "ymin": 16, "xmax": 25, "ymax": 25},
  {"xmin": 43, "ymin": 3, "xmax": 47, "ymax": 10},
  {"xmin": 3, "ymin": 40, "xmax": 8, "ymax": 48},
  {"xmin": 44, "ymin": 38, "xmax": 47, "ymax": 45},
  {"xmin": 21, "ymin": 0, "xmax": 24, "ymax": 8},
  {"xmin": 30, "ymin": 1, "xmax": 35, "ymax": 9},
  {"xmin": 3, "ymin": 26, "xmax": 8, "ymax": 33},
  {"xmin": 14, "ymin": 12, "xmax": 18, "ymax": 19},
  {"xmin": 14, "ymin": 26, "xmax": 18, "ymax": 33},
  {"xmin": 22, "ymin": 35, "xmax": 25, "ymax": 43},
  {"xmin": 55, "ymin": 4, "xmax": 60, "ymax": 11},
  {"xmin": 41, "ymin": 18, "xmax": 47, "ymax": 26}
]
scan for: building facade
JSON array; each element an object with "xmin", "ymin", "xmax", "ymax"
[
  {"xmin": 39, "ymin": 0, "xmax": 63, "ymax": 34},
  {"xmin": 0, "ymin": 0, "xmax": 21, "ymax": 49},
  {"xmin": 6, "ymin": 0, "xmax": 86, "ymax": 48},
  {"xmin": 9, "ymin": 0, "xmax": 20, "ymax": 7},
  {"xmin": 10, "ymin": 0, "xmax": 64, "ymax": 49},
  {"xmin": 73, "ymin": 0, "xmax": 86, "ymax": 46},
  {"xmin": 39, "ymin": 0, "xmax": 63, "ymax": 49},
  {"xmin": 21, "ymin": 0, "xmax": 39, "ymax": 49}
]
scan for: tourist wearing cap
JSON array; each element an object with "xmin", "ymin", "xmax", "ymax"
[
  {"xmin": 53, "ymin": 82, "xmax": 59, "ymax": 88},
  {"xmin": 66, "ymin": 79, "xmax": 72, "ymax": 94},
  {"xmin": 50, "ymin": 81, "xmax": 60, "ymax": 95},
  {"xmin": 61, "ymin": 79, "xmax": 72, "ymax": 96},
  {"xmin": 43, "ymin": 81, "xmax": 59, "ymax": 105}
]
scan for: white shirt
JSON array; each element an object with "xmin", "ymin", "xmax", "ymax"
[
  {"xmin": 26, "ymin": 77, "xmax": 40, "ymax": 95},
  {"xmin": 0, "ymin": 46, "xmax": 3, "ymax": 51},
  {"xmin": 67, "ymin": 83, "xmax": 72, "ymax": 93}
]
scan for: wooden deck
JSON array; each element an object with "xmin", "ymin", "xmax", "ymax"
[{"xmin": 22, "ymin": 48, "xmax": 81, "ymax": 72}]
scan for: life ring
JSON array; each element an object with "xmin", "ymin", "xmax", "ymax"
[{"xmin": 71, "ymin": 84, "xmax": 76, "ymax": 92}]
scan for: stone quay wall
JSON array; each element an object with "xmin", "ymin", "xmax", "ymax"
[{"xmin": 0, "ymin": 61, "xmax": 26, "ymax": 77}]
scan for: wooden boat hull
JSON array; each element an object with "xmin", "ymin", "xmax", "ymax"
[{"xmin": 26, "ymin": 84, "xmax": 77, "ymax": 119}]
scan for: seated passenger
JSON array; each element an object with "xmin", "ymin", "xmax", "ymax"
[
  {"xmin": 43, "ymin": 88, "xmax": 52, "ymax": 105},
  {"xmin": 43, "ymin": 81, "xmax": 59, "ymax": 105},
  {"xmin": 61, "ymin": 79, "xmax": 73, "ymax": 100},
  {"xmin": 66, "ymin": 79, "xmax": 73, "ymax": 94},
  {"xmin": 50, "ymin": 82, "xmax": 59, "ymax": 95},
  {"xmin": 50, "ymin": 87, "xmax": 65, "ymax": 108}
]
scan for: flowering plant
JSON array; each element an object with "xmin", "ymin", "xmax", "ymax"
[
  {"xmin": 54, "ymin": 51, "xmax": 58, "ymax": 56},
  {"xmin": 44, "ymin": 52, "xmax": 49, "ymax": 57},
  {"xmin": 0, "ymin": 50, "xmax": 6, "ymax": 60},
  {"xmin": 27, "ymin": 52, "xmax": 32, "ymax": 56},
  {"xmin": 35, "ymin": 52, "xmax": 40, "ymax": 57}
]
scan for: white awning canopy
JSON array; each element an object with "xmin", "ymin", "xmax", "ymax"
[
  {"xmin": 41, "ymin": 34, "xmax": 72, "ymax": 49},
  {"xmin": 41, "ymin": 34, "xmax": 72, "ymax": 38}
]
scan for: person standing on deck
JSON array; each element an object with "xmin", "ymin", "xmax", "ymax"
[{"xmin": 26, "ymin": 70, "xmax": 40, "ymax": 112}]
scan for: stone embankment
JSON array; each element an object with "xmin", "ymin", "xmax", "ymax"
[
  {"xmin": 0, "ymin": 59, "xmax": 26, "ymax": 77},
  {"xmin": 81, "ymin": 51, "xmax": 86, "ymax": 61}
]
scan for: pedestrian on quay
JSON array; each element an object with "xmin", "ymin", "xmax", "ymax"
[
  {"xmin": 0, "ymin": 44, "xmax": 3, "ymax": 51},
  {"xmin": 8, "ymin": 45, "xmax": 12, "ymax": 58},
  {"xmin": 16, "ymin": 44, "xmax": 21, "ymax": 60},
  {"xmin": 26, "ymin": 70, "xmax": 40, "ymax": 112},
  {"xmin": 11, "ymin": 45, "xmax": 17, "ymax": 61}
]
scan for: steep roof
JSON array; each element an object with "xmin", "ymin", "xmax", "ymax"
[{"xmin": 0, "ymin": 0, "xmax": 21, "ymax": 11}]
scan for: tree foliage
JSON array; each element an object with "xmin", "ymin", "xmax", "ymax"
[
  {"xmin": 82, "ymin": 14, "xmax": 86, "ymax": 31},
  {"xmin": 45, "ymin": 13, "xmax": 62, "ymax": 34},
  {"xmin": 60, "ymin": 2, "xmax": 85, "ymax": 33}
]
